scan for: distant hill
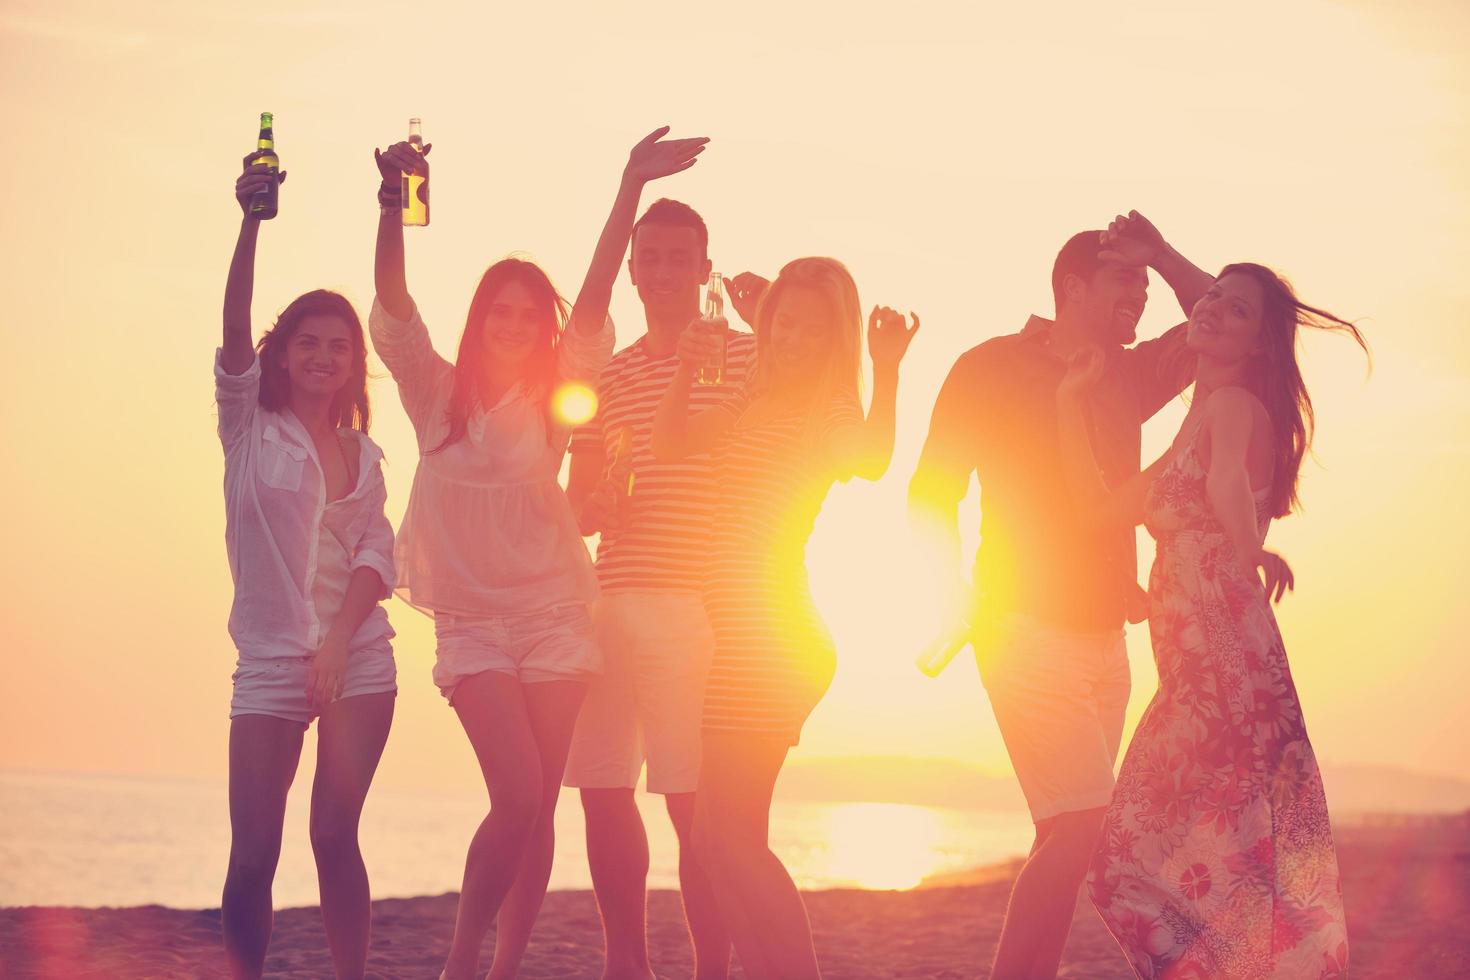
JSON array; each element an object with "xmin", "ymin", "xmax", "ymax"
[
  {"xmin": 777, "ymin": 756, "xmax": 1470, "ymax": 816},
  {"xmin": 1321, "ymin": 764, "xmax": 1470, "ymax": 815}
]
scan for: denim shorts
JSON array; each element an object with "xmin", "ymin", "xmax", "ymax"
[{"xmin": 432, "ymin": 603, "xmax": 599, "ymax": 701}]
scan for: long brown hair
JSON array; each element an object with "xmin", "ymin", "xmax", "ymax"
[
  {"xmin": 256, "ymin": 289, "xmax": 370, "ymax": 432},
  {"xmin": 430, "ymin": 257, "xmax": 570, "ymax": 454},
  {"xmin": 1222, "ymin": 262, "xmax": 1368, "ymax": 518}
]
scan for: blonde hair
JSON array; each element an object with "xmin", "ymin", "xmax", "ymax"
[{"xmin": 748, "ymin": 257, "xmax": 864, "ymax": 438}]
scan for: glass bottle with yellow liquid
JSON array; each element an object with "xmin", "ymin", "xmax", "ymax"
[
  {"xmin": 249, "ymin": 112, "xmax": 279, "ymax": 220},
  {"xmin": 696, "ymin": 272, "xmax": 726, "ymax": 385},
  {"xmin": 401, "ymin": 117, "xmax": 429, "ymax": 227}
]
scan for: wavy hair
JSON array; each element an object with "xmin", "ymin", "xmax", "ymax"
[
  {"xmin": 1218, "ymin": 262, "xmax": 1368, "ymax": 518},
  {"xmin": 255, "ymin": 289, "xmax": 370, "ymax": 432}
]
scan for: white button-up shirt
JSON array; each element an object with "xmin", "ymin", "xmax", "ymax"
[
  {"xmin": 215, "ymin": 351, "xmax": 396, "ymax": 660},
  {"xmin": 369, "ymin": 299, "xmax": 613, "ymax": 617}
]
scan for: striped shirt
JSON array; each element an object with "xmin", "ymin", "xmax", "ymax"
[
  {"xmin": 701, "ymin": 388, "xmax": 866, "ymax": 742},
  {"xmin": 570, "ymin": 330, "xmax": 757, "ymax": 594}
]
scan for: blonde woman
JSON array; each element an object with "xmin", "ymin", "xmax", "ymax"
[{"xmin": 652, "ymin": 257, "xmax": 918, "ymax": 978}]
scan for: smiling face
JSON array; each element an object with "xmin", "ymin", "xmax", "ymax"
[
  {"xmin": 1187, "ymin": 271, "xmax": 1266, "ymax": 364},
  {"xmin": 628, "ymin": 222, "xmax": 711, "ymax": 322},
  {"xmin": 280, "ymin": 314, "xmax": 355, "ymax": 400},
  {"xmin": 479, "ymin": 278, "xmax": 553, "ymax": 372},
  {"xmin": 767, "ymin": 285, "xmax": 837, "ymax": 384},
  {"xmin": 1071, "ymin": 261, "xmax": 1150, "ymax": 345}
]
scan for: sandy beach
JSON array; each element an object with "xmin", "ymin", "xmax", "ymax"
[{"xmin": 3, "ymin": 823, "xmax": 1466, "ymax": 979}]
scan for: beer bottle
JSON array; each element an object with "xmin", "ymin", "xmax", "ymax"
[
  {"xmin": 402, "ymin": 117, "xmax": 429, "ymax": 227},
  {"xmin": 696, "ymin": 272, "xmax": 727, "ymax": 385},
  {"xmin": 249, "ymin": 112, "xmax": 279, "ymax": 220}
]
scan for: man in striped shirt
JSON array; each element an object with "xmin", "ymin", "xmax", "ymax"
[{"xmin": 564, "ymin": 197, "xmax": 757, "ymax": 980}]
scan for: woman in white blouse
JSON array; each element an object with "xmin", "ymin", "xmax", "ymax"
[
  {"xmin": 370, "ymin": 130, "xmax": 705, "ymax": 980},
  {"xmin": 217, "ymin": 155, "xmax": 398, "ymax": 980}
]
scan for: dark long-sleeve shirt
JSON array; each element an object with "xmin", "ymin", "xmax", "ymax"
[{"xmin": 911, "ymin": 315, "xmax": 1189, "ymax": 632}]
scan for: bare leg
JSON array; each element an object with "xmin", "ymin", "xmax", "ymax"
[
  {"xmin": 222, "ymin": 715, "xmax": 305, "ymax": 980},
  {"xmin": 990, "ymin": 807, "xmax": 1106, "ymax": 980},
  {"xmin": 310, "ymin": 691, "xmax": 395, "ymax": 980},
  {"xmin": 441, "ymin": 673, "xmax": 546, "ymax": 980},
  {"xmin": 581, "ymin": 787, "xmax": 655, "ymax": 980},
  {"xmin": 665, "ymin": 791, "xmax": 731, "ymax": 980},
  {"xmin": 693, "ymin": 732, "xmax": 819, "ymax": 980},
  {"xmin": 485, "ymin": 679, "xmax": 588, "ymax": 980}
]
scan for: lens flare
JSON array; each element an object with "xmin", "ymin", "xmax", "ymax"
[{"xmin": 552, "ymin": 382, "xmax": 598, "ymax": 426}]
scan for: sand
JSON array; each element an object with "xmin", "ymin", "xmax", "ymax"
[{"xmin": 2, "ymin": 825, "xmax": 1466, "ymax": 978}]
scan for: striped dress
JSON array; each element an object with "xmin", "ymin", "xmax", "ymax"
[{"xmin": 702, "ymin": 389, "xmax": 865, "ymax": 743}]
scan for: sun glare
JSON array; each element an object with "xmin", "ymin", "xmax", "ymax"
[
  {"xmin": 813, "ymin": 802, "xmax": 947, "ymax": 890},
  {"xmin": 551, "ymin": 382, "xmax": 598, "ymax": 427}
]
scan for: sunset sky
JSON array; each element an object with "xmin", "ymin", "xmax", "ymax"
[{"xmin": 1, "ymin": 0, "xmax": 1466, "ymax": 802}]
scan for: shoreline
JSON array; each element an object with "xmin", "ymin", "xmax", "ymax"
[{"xmin": 3, "ymin": 828, "xmax": 1466, "ymax": 978}]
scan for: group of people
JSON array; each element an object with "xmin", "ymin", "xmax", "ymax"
[{"xmin": 215, "ymin": 125, "xmax": 1365, "ymax": 980}]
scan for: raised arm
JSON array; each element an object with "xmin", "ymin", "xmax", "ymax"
[
  {"xmin": 1100, "ymin": 210, "xmax": 1213, "ymax": 316},
  {"xmin": 222, "ymin": 153, "xmax": 283, "ymax": 375},
  {"xmin": 568, "ymin": 127, "xmax": 708, "ymax": 338},
  {"xmin": 827, "ymin": 307, "xmax": 920, "ymax": 481},
  {"xmin": 373, "ymin": 140, "xmax": 430, "ymax": 321},
  {"xmin": 651, "ymin": 325, "xmax": 737, "ymax": 460},
  {"xmin": 1056, "ymin": 347, "xmax": 1161, "ymax": 527}
]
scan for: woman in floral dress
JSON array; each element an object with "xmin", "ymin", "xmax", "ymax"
[{"xmin": 1056, "ymin": 260, "xmax": 1366, "ymax": 978}]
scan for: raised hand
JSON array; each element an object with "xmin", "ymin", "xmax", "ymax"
[
  {"xmin": 727, "ymin": 272, "xmax": 770, "ymax": 327},
  {"xmin": 1058, "ymin": 345, "xmax": 1106, "ymax": 400},
  {"xmin": 236, "ymin": 151, "xmax": 286, "ymax": 216},
  {"xmin": 868, "ymin": 307, "xmax": 919, "ymax": 370},
  {"xmin": 624, "ymin": 126, "xmax": 708, "ymax": 186},
  {"xmin": 374, "ymin": 140, "xmax": 431, "ymax": 186},
  {"xmin": 1098, "ymin": 209, "xmax": 1166, "ymax": 266}
]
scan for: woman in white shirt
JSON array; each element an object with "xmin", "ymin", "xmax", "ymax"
[
  {"xmin": 370, "ymin": 129, "xmax": 705, "ymax": 980},
  {"xmin": 218, "ymin": 155, "xmax": 398, "ymax": 980}
]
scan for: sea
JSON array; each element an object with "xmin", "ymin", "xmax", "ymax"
[{"xmin": 0, "ymin": 769, "xmax": 1035, "ymax": 910}]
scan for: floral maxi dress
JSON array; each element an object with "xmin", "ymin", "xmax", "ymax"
[{"xmin": 1087, "ymin": 436, "xmax": 1349, "ymax": 979}]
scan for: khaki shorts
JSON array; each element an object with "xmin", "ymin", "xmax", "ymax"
[
  {"xmin": 563, "ymin": 593, "xmax": 715, "ymax": 795},
  {"xmin": 978, "ymin": 614, "xmax": 1130, "ymax": 822}
]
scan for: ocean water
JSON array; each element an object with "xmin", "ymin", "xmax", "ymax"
[{"xmin": 0, "ymin": 769, "xmax": 1034, "ymax": 910}]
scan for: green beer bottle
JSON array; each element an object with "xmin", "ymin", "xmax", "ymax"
[{"xmin": 249, "ymin": 112, "xmax": 279, "ymax": 220}]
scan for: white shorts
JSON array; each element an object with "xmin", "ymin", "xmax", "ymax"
[
  {"xmin": 433, "ymin": 604, "xmax": 599, "ymax": 701},
  {"xmin": 978, "ymin": 614, "xmax": 1130, "ymax": 822},
  {"xmin": 563, "ymin": 593, "xmax": 715, "ymax": 795},
  {"xmin": 230, "ymin": 644, "xmax": 397, "ymax": 728}
]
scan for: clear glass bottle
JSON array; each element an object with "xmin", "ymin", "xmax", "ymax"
[
  {"xmin": 402, "ymin": 117, "xmax": 429, "ymax": 227},
  {"xmin": 696, "ymin": 272, "xmax": 726, "ymax": 385}
]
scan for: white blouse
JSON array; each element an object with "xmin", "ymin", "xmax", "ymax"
[
  {"xmin": 369, "ymin": 299, "xmax": 614, "ymax": 617},
  {"xmin": 215, "ymin": 351, "xmax": 396, "ymax": 660}
]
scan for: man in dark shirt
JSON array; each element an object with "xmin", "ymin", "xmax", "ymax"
[{"xmin": 910, "ymin": 213, "xmax": 1211, "ymax": 979}]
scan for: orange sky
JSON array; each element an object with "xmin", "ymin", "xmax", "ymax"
[{"xmin": 1, "ymin": 0, "xmax": 1467, "ymax": 797}]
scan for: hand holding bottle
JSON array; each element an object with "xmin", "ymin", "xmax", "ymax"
[
  {"xmin": 374, "ymin": 140, "xmax": 431, "ymax": 189},
  {"xmin": 236, "ymin": 152, "xmax": 286, "ymax": 218}
]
